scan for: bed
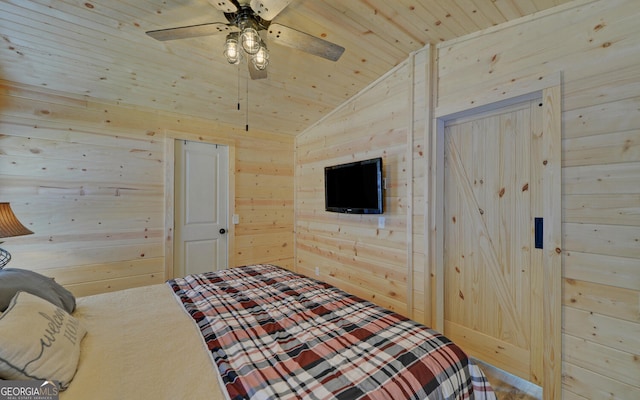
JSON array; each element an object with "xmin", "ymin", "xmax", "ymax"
[{"xmin": 4, "ymin": 264, "xmax": 496, "ymax": 399}]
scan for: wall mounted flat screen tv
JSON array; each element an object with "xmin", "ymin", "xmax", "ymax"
[{"xmin": 325, "ymin": 157, "xmax": 383, "ymax": 214}]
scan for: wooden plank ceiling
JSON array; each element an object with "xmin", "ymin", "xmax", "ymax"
[{"xmin": 0, "ymin": 0, "xmax": 572, "ymax": 136}]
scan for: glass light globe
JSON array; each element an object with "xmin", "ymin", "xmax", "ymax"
[
  {"xmin": 223, "ymin": 35, "xmax": 242, "ymax": 64},
  {"xmin": 241, "ymin": 28, "xmax": 260, "ymax": 55},
  {"xmin": 252, "ymin": 45, "xmax": 269, "ymax": 70}
]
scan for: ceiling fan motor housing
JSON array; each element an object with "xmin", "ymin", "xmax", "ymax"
[{"xmin": 225, "ymin": 6, "xmax": 270, "ymax": 32}]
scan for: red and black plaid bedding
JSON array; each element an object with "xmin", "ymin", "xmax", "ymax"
[{"xmin": 168, "ymin": 264, "xmax": 495, "ymax": 400}]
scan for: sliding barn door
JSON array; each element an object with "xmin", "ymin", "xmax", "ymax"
[{"xmin": 443, "ymin": 99, "xmax": 544, "ymax": 384}]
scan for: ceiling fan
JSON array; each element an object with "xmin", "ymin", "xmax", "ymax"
[{"xmin": 146, "ymin": 0, "xmax": 345, "ymax": 80}]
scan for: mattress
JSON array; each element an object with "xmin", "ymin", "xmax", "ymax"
[{"xmin": 62, "ymin": 265, "xmax": 495, "ymax": 399}]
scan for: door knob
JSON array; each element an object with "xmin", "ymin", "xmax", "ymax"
[{"xmin": 219, "ymin": 228, "xmax": 227, "ymax": 234}]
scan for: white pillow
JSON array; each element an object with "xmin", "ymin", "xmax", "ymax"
[{"xmin": 0, "ymin": 291, "xmax": 87, "ymax": 389}]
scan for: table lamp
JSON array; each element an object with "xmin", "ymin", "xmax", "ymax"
[{"xmin": 0, "ymin": 203, "xmax": 34, "ymax": 269}]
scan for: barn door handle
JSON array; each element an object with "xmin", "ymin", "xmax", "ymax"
[
  {"xmin": 534, "ymin": 218, "xmax": 543, "ymax": 249},
  {"xmin": 219, "ymin": 228, "xmax": 227, "ymax": 235}
]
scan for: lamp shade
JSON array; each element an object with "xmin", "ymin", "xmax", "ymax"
[{"xmin": 0, "ymin": 203, "xmax": 33, "ymax": 239}]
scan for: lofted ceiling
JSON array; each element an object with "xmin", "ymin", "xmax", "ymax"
[{"xmin": 0, "ymin": 0, "xmax": 572, "ymax": 136}]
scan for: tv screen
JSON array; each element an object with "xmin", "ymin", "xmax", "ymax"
[{"xmin": 324, "ymin": 157, "xmax": 383, "ymax": 214}]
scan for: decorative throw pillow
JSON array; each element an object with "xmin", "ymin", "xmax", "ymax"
[
  {"xmin": 0, "ymin": 291, "xmax": 87, "ymax": 389},
  {"xmin": 0, "ymin": 268, "xmax": 76, "ymax": 313}
]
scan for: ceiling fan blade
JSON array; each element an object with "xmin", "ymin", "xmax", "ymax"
[
  {"xmin": 248, "ymin": 62, "xmax": 268, "ymax": 80},
  {"xmin": 267, "ymin": 24, "xmax": 345, "ymax": 61},
  {"xmin": 207, "ymin": 0, "xmax": 238, "ymax": 13},
  {"xmin": 146, "ymin": 22, "xmax": 237, "ymax": 41},
  {"xmin": 250, "ymin": 0, "xmax": 292, "ymax": 21}
]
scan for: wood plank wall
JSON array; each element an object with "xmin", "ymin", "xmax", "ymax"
[
  {"xmin": 295, "ymin": 46, "xmax": 432, "ymax": 322},
  {"xmin": 0, "ymin": 82, "xmax": 294, "ymax": 297},
  {"xmin": 296, "ymin": 0, "xmax": 638, "ymax": 397},
  {"xmin": 295, "ymin": 63, "xmax": 411, "ymax": 314},
  {"xmin": 0, "ymin": 0, "xmax": 636, "ymax": 396},
  {"xmin": 234, "ymin": 132, "xmax": 295, "ymax": 267},
  {"xmin": 411, "ymin": 48, "xmax": 435, "ymax": 326},
  {"xmin": 436, "ymin": 0, "xmax": 639, "ymax": 397}
]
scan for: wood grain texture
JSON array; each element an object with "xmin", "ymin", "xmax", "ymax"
[
  {"xmin": 0, "ymin": 0, "xmax": 573, "ymax": 136},
  {"xmin": 295, "ymin": 63, "xmax": 413, "ymax": 315},
  {"xmin": 438, "ymin": 96, "xmax": 563, "ymax": 388},
  {"xmin": 437, "ymin": 0, "xmax": 640, "ymax": 397},
  {"xmin": 0, "ymin": 85, "xmax": 294, "ymax": 295},
  {"xmin": 0, "ymin": 1, "xmax": 638, "ymax": 398}
]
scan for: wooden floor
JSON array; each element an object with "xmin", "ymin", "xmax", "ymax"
[{"xmin": 475, "ymin": 359, "xmax": 542, "ymax": 400}]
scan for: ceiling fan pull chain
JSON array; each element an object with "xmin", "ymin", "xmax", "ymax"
[
  {"xmin": 246, "ymin": 74, "xmax": 249, "ymax": 132},
  {"xmin": 237, "ymin": 63, "xmax": 241, "ymax": 112}
]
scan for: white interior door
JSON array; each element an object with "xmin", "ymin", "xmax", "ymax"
[{"xmin": 174, "ymin": 140, "xmax": 229, "ymax": 277}]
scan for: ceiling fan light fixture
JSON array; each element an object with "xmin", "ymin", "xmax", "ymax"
[
  {"xmin": 252, "ymin": 45, "xmax": 269, "ymax": 70},
  {"xmin": 241, "ymin": 27, "xmax": 261, "ymax": 55},
  {"xmin": 146, "ymin": 0, "xmax": 344, "ymax": 80},
  {"xmin": 223, "ymin": 33, "xmax": 242, "ymax": 64}
]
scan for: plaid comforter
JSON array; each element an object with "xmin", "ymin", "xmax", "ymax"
[{"xmin": 168, "ymin": 264, "xmax": 495, "ymax": 400}]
